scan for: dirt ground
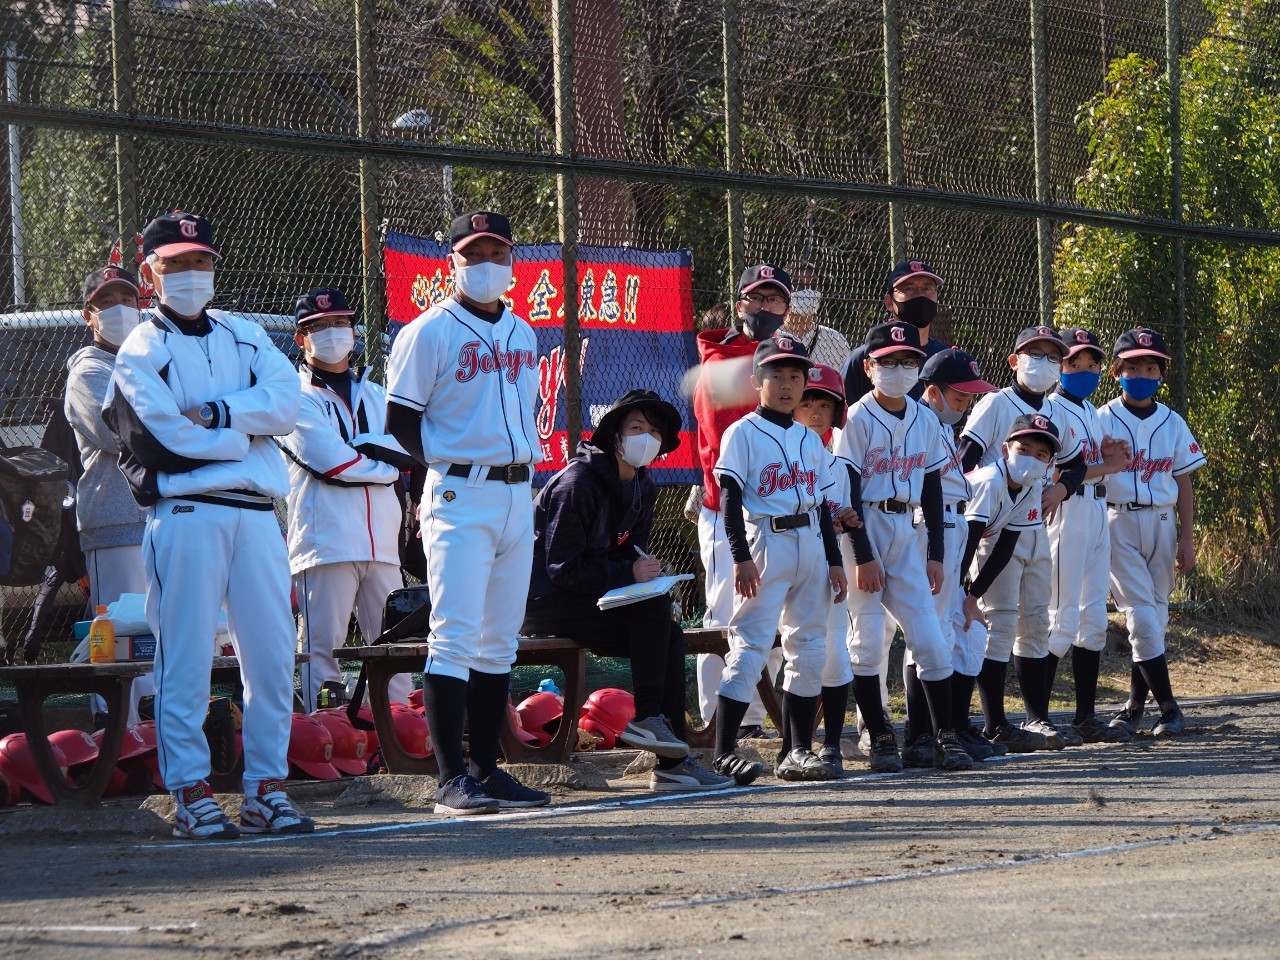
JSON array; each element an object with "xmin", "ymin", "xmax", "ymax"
[{"xmin": 2, "ymin": 690, "xmax": 1280, "ymax": 960}]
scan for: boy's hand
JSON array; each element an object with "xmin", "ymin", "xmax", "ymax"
[
  {"xmin": 1176, "ymin": 535, "xmax": 1196, "ymax": 573},
  {"xmin": 855, "ymin": 559, "xmax": 885, "ymax": 594},
  {"xmin": 835, "ymin": 506, "xmax": 862, "ymax": 531},
  {"xmin": 1100, "ymin": 436, "xmax": 1132, "ymax": 472},
  {"xmin": 1041, "ymin": 481, "xmax": 1068, "ymax": 521},
  {"xmin": 829, "ymin": 567, "xmax": 848, "ymax": 604},
  {"xmin": 962, "ymin": 593, "xmax": 987, "ymax": 630},
  {"xmin": 926, "ymin": 560, "xmax": 944, "ymax": 595},
  {"xmin": 734, "ymin": 560, "xmax": 761, "ymax": 599}
]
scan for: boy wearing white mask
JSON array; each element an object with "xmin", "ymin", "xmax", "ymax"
[
  {"xmin": 386, "ymin": 210, "xmax": 551, "ymax": 816},
  {"xmin": 66, "ymin": 265, "xmax": 148, "ymax": 612},
  {"xmin": 833, "ymin": 321, "xmax": 973, "ymax": 774},
  {"xmin": 524, "ymin": 390, "xmax": 733, "ymax": 792},
  {"xmin": 105, "ymin": 212, "xmax": 308, "ymax": 839},
  {"xmin": 780, "ymin": 261, "xmax": 850, "ymax": 369},
  {"xmin": 957, "ymin": 325, "xmax": 1089, "ymax": 750},
  {"xmin": 278, "ymin": 287, "xmax": 415, "ymax": 713}
]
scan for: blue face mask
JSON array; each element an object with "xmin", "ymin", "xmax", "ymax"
[
  {"xmin": 1120, "ymin": 376, "xmax": 1161, "ymax": 402},
  {"xmin": 1059, "ymin": 370, "xmax": 1101, "ymax": 399}
]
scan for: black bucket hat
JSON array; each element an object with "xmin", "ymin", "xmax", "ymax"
[{"xmin": 592, "ymin": 389, "xmax": 682, "ymax": 456}]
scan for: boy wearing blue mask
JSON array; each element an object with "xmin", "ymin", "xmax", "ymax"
[
  {"xmin": 1045, "ymin": 328, "xmax": 1134, "ymax": 742},
  {"xmin": 1097, "ymin": 327, "xmax": 1205, "ymax": 738}
]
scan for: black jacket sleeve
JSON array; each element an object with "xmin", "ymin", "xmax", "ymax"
[
  {"xmin": 844, "ymin": 463, "xmax": 875, "ymax": 565},
  {"xmin": 818, "ymin": 503, "xmax": 841, "ymax": 567},
  {"xmin": 957, "ymin": 436, "xmax": 985, "ymax": 473},
  {"xmin": 967, "ymin": 527, "xmax": 1021, "ymax": 598},
  {"xmin": 921, "ymin": 469, "xmax": 944, "ymax": 563},
  {"xmin": 386, "ymin": 401, "xmax": 427, "ymax": 467},
  {"xmin": 1055, "ymin": 451, "xmax": 1087, "ymax": 499},
  {"xmin": 720, "ymin": 476, "xmax": 752, "ymax": 564},
  {"xmin": 540, "ymin": 471, "xmax": 637, "ymax": 596}
]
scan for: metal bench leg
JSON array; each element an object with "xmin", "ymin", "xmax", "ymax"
[{"xmin": 502, "ymin": 648, "xmax": 586, "ymax": 764}]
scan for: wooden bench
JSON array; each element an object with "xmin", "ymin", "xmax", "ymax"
[
  {"xmin": 0, "ymin": 654, "xmax": 309, "ymax": 808},
  {"xmin": 338, "ymin": 637, "xmax": 588, "ymax": 776},
  {"xmin": 682, "ymin": 627, "xmax": 784, "ymax": 748}
]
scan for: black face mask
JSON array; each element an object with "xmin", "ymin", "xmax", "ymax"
[
  {"xmin": 894, "ymin": 295, "xmax": 937, "ymax": 329},
  {"xmin": 741, "ymin": 308, "xmax": 785, "ymax": 341}
]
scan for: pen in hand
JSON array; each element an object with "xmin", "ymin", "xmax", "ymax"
[{"xmin": 633, "ymin": 544, "xmax": 664, "ymax": 582}]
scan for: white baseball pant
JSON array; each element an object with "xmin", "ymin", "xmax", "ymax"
[
  {"xmin": 295, "ymin": 560, "xmax": 413, "ymax": 711},
  {"xmin": 1108, "ymin": 505, "xmax": 1177, "ymax": 661},
  {"xmin": 143, "ymin": 501, "xmax": 295, "ymax": 794},
  {"xmin": 906, "ymin": 507, "xmax": 977, "ymax": 672},
  {"xmin": 1047, "ymin": 494, "xmax": 1111, "ymax": 657},
  {"xmin": 818, "ymin": 590, "xmax": 853, "ymax": 688},
  {"xmin": 721, "ymin": 518, "xmax": 830, "ymax": 702},
  {"xmin": 843, "ymin": 509, "xmax": 952, "ymax": 683},
  {"xmin": 975, "ymin": 526, "xmax": 1052, "ymax": 662}
]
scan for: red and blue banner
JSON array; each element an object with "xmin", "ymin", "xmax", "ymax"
[{"xmin": 384, "ymin": 230, "xmax": 699, "ymax": 483}]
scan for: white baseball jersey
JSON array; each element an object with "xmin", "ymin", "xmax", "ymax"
[
  {"xmin": 927, "ymin": 407, "xmax": 972, "ymax": 506},
  {"xmin": 834, "ymin": 394, "xmax": 947, "ymax": 505},
  {"xmin": 1046, "ymin": 391, "xmax": 1105, "ymax": 490},
  {"xmin": 715, "ymin": 412, "xmax": 833, "ymax": 521},
  {"xmin": 962, "ymin": 386, "xmax": 1083, "ymax": 469},
  {"xmin": 1096, "ymin": 400, "xmax": 1206, "ymax": 506},
  {"xmin": 963, "ymin": 459, "xmax": 1044, "ymax": 537},
  {"xmin": 821, "ymin": 434, "xmax": 853, "ymax": 518},
  {"xmin": 385, "ymin": 297, "xmax": 543, "ymax": 467}
]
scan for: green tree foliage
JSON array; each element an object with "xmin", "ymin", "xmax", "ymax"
[{"xmin": 1055, "ymin": 0, "xmax": 1280, "ymax": 541}]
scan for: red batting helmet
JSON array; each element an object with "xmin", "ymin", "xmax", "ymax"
[
  {"xmin": 49, "ymin": 728, "xmax": 98, "ymax": 769},
  {"xmin": 508, "ymin": 702, "xmax": 539, "ymax": 746},
  {"xmin": 92, "ymin": 727, "xmax": 156, "ymax": 796},
  {"xmin": 515, "ymin": 692, "xmax": 564, "ymax": 748},
  {"xmin": 311, "ymin": 708, "xmax": 370, "ymax": 776},
  {"xmin": 804, "ymin": 363, "xmax": 847, "ymax": 427},
  {"xmin": 288, "ymin": 713, "xmax": 341, "ymax": 780},
  {"xmin": 389, "ymin": 701, "xmax": 433, "ymax": 757},
  {"xmin": 0, "ymin": 733, "xmax": 69, "ymax": 805},
  {"xmin": 578, "ymin": 688, "xmax": 636, "ymax": 750},
  {"xmin": 131, "ymin": 721, "xmax": 166, "ymax": 791}
]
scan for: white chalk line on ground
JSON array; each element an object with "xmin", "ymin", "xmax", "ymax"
[
  {"xmin": 0, "ymin": 923, "xmax": 199, "ymax": 935},
  {"xmin": 650, "ymin": 820, "xmax": 1280, "ymax": 909}
]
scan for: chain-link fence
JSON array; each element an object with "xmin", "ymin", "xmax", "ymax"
[{"xmin": 2, "ymin": 0, "xmax": 1278, "ymax": 660}]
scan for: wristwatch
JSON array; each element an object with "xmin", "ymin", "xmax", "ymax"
[{"xmin": 198, "ymin": 403, "xmax": 216, "ymax": 429}]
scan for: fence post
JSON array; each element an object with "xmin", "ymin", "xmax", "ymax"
[
  {"xmin": 1167, "ymin": 0, "xmax": 1187, "ymax": 412},
  {"xmin": 722, "ymin": 0, "xmax": 744, "ymax": 296},
  {"xmin": 882, "ymin": 0, "xmax": 905, "ymax": 263},
  {"xmin": 1030, "ymin": 0, "xmax": 1054, "ymax": 326},
  {"xmin": 353, "ymin": 0, "xmax": 385, "ymax": 374},
  {"xmin": 553, "ymin": 0, "xmax": 582, "ymax": 451},
  {"xmin": 110, "ymin": 0, "xmax": 136, "ymax": 256},
  {"xmin": 4, "ymin": 41, "xmax": 23, "ymax": 305}
]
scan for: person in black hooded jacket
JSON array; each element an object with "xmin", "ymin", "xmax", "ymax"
[{"xmin": 524, "ymin": 390, "xmax": 732, "ymax": 793}]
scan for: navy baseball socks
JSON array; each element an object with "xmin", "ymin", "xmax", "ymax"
[
  {"xmin": 978, "ymin": 658, "xmax": 1044, "ymax": 752},
  {"xmin": 851, "ymin": 675, "xmax": 901, "ymax": 772}
]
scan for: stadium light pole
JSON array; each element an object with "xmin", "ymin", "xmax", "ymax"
[{"xmin": 392, "ymin": 110, "xmax": 453, "ymax": 221}]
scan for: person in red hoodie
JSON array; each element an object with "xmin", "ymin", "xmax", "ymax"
[{"xmin": 693, "ymin": 264, "xmax": 792, "ymax": 741}]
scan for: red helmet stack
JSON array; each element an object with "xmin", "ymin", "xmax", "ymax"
[
  {"xmin": 0, "ymin": 733, "xmax": 69, "ymax": 804},
  {"xmin": 311, "ymin": 708, "xmax": 370, "ymax": 776},
  {"xmin": 578, "ymin": 688, "xmax": 636, "ymax": 750},
  {"xmin": 287, "ymin": 713, "xmax": 341, "ymax": 780},
  {"xmin": 515, "ymin": 692, "xmax": 564, "ymax": 748}
]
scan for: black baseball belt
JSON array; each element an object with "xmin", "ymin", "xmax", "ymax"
[
  {"xmin": 768, "ymin": 512, "xmax": 813, "ymax": 533},
  {"xmin": 863, "ymin": 498, "xmax": 912, "ymax": 515},
  {"xmin": 445, "ymin": 463, "xmax": 531, "ymax": 484},
  {"xmin": 1077, "ymin": 483, "xmax": 1107, "ymax": 499}
]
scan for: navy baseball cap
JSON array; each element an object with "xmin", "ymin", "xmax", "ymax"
[
  {"xmin": 450, "ymin": 210, "xmax": 512, "ymax": 252},
  {"xmin": 1059, "ymin": 326, "xmax": 1106, "ymax": 360},
  {"xmin": 1006, "ymin": 413, "xmax": 1062, "ymax": 453},
  {"xmin": 1113, "ymin": 327, "xmax": 1171, "ymax": 361},
  {"xmin": 82, "ymin": 265, "xmax": 138, "ymax": 304},
  {"xmin": 886, "ymin": 258, "xmax": 943, "ymax": 294},
  {"xmin": 142, "ymin": 211, "xmax": 220, "ymax": 259},
  {"xmin": 920, "ymin": 347, "xmax": 996, "ymax": 394},
  {"xmin": 754, "ymin": 334, "xmax": 812, "ymax": 370},
  {"xmin": 864, "ymin": 320, "xmax": 926, "ymax": 359},
  {"xmin": 295, "ymin": 287, "xmax": 355, "ymax": 327},
  {"xmin": 738, "ymin": 264, "xmax": 792, "ymax": 299},
  {"xmin": 1014, "ymin": 324, "xmax": 1066, "ymax": 353}
]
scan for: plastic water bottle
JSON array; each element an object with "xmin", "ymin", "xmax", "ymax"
[
  {"xmin": 88, "ymin": 606, "xmax": 116, "ymax": 664},
  {"xmin": 537, "ymin": 678, "xmax": 562, "ymax": 697}
]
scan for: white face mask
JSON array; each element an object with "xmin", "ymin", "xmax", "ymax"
[
  {"xmin": 156, "ymin": 269, "xmax": 214, "ymax": 317},
  {"xmin": 1005, "ymin": 453, "xmax": 1048, "ymax": 486},
  {"xmin": 453, "ymin": 259, "xmax": 513, "ymax": 304},
  {"xmin": 870, "ymin": 363, "xmax": 919, "ymax": 399},
  {"xmin": 790, "ymin": 288, "xmax": 821, "ymax": 317},
  {"xmin": 307, "ymin": 327, "xmax": 355, "ymax": 365},
  {"xmin": 619, "ymin": 432, "xmax": 662, "ymax": 469},
  {"xmin": 1017, "ymin": 354, "xmax": 1060, "ymax": 394},
  {"xmin": 927, "ymin": 389, "xmax": 965, "ymax": 425},
  {"xmin": 93, "ymin": 304, "xmax": 140, "ymax": 346}
]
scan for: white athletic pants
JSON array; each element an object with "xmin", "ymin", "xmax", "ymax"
[
  {"xmin": 295, "ymin": 560, "xmax": 412, "ymax": 711},
  {"xmin": 421, "ymin": 464, "xmax": 532, "ymax": 680},
  {"xmin": 976, "ymin": 525, "xmax": 1051, "ymax": 662},
  {"xmin": 906, "ymin": 507, "xmax": 988, "ymax": 676},
  {"xmin": 1047, "ymin": 494, "xmax": 1111, "ymax": 657},
  {"xmin": 144, "ymin": 501, "xmax": 295, "ymax": 794},
  {"xmin": 1107, "ymin": 505, "xmax": 1177, "ymax": 662}
]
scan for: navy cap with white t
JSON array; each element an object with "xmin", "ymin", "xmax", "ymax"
[
  {"xmin": 1059, "ymin": 326, "xmax": 1106, "ymax": 359},
  {"xmin": 1014, "ymin": 324, "xmax": 1066, "ymax": 353},
  {"xmin": 1113, "ymin": 326, "xmax": 1171, "ymax": 361},
  {"xmin": 753, "ymin": 333, "xmax": 812, "ymax": 369},
  {"xmin": 295, "ymin": 287, "xmax": 355, "ymax": 327},
  {"xmin": 1006, "ymin": 412, "xmax": 1062, "ymax": 453},
  {"xmin": 920, "ymin": 346, "xmax": 997, "ymax": 394},
  {"xmin": 864, "ymin": 320, "xmax": 926, "ymax": 359},
  {"xmin": 885, "ymin": 258, "xmax": 943, "ymax": 294},
  {"xmin": 142, "ymin": 211, "xmax": 220, "ymax": 259},
  {"xmin": 449, "ymin": 210, "xmax": 512, "ymax": 252},
  {"xmin": 738, "ymin": 264, "xmax": 792, "ymax": 300},
  {"xmin": 82, "ymin": 265, "xmax": 138, "ymax": 304}
]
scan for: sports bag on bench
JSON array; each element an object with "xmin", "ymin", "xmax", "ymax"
[
  {"xmin": 346, "ymin": 585, "xmax": 431, "ymax": 730},
  {"xmin": 0, "ymin": 446, "xmax": 71, "ymax": 587}
]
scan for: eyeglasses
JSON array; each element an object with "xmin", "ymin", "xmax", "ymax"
[
  {"xmin": 300, "ymin": 317, "xmax": 353, "ymax": 333},
  {"xmin": 1020, "ymin": 349, "xmax": 1062, "ymax": 365},
  {"xmin": 872, "ymin": 357, "xmax": 919, "ymax": 370},
  {"xmin": 742, "ymin": 293, "xmax": 788, "ymax": 308}
]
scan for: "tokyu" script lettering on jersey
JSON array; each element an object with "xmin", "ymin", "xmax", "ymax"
[
  {"xmin": 456, "ymin": 341, "xmax": 537, "ymax": 383},
  {"xmin": 862, "ymin": 447, "xmax": 928, "ymax": 482},
  {"xmin": 758, "ymin": 462, "xmax": 819, "ymax": 497},
  {"xmin": 1126, "ymin": 450, "xmax": 1175, "ymax": 483}
]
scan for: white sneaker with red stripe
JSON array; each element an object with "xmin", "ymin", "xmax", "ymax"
[
  {"xmin": 240, "ymin": 780, "xmax": 315, "ymax": 835},
  {"xmin": 173, "ymin": 781, "xmax": 240, "ymax": 840}
]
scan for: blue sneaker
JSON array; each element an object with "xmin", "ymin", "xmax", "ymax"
[
  {"xmin": 434, "ymin": 774, "xmax": 500, "ymax": 816},
  {"xmin": 478, "ymin": 767, "xmax": 551, "ymax": 808}
]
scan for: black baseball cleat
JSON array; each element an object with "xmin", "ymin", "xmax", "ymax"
[
  {"xmin": 776, "ymin": 747, "xmax": 835, "ymax": 781},
  {"xmin": 1152, "ymin": 705, "xmax": 1185, "ymax": 737},
  {"xmin": 957, "ymin": 725, "xmax": 1000, "ymax": 760},
  {"xmin": 869, "ymin": 732, "xmax": 903, "ymax": 773},
  {"xmin": 1070, "ymin": 713, "xmax": 1132, "ymax": 743},
  {"xmin": 478, "ymin": 768, "xmax": 551, "ymax": 808},
  {"xmin": 901, "ymin": 733, "xmax": 935, "ymax": 769},
  {"xmin": 933, "ymin": 731, "xmax": 974, "ymax": 771},
  {"xmin": 1109, "ymin": 702, "xmax": 1145, "ymax": 737},
  {"xmin": 713, "ymin": 751, "xmax": 764, "ymax": 786},
  {"xmin": 1021, "ymin": 719, "xmax": 1066, "ymax": 750},
  {"xmin": 984, "ymin": 723, "xmax": 1045, "ymax": 753}
]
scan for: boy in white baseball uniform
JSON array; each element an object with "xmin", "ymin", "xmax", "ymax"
[
  {"xmin": 104, "ymin": 212, "xmax": 309, "ymax": 839},
  {"xmin": 712, "ymin": 336, "xmax": 848, "ymax": 785},
  {"xmin": 899, "ymin": 348, "xmax": 999, "ymax": 766},
  {"xmin": 958, "ymin": 326, "xmax": 1089, "ymax": 750},
  {"xmin": 1098, "ymin": 327, "xmax": 1205, "ymax": 738},
  {"xmin": 278, "ymin": 287, "xmax": 414, "ymax": 712},
  {"xmin": 1045, "ymin": 327, "xmax": 1134, "ymax": 742},
  {"xmin": 834, "ymin": 321, "xmax": 973, "ymax": 774},
  {"xmin": 386, "ymin": 210, "xmax": 550, "ymax": 816}
]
